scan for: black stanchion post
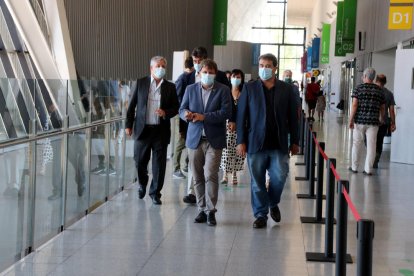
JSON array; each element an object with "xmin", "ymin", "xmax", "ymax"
[
  {"xmin": 299, "ymin": 111, "xmax": 305, "ymax": 155},
  {"xmin": 297, "ymin": 131, "xmax": 316, "ymax": 199},
  {"xmin": 325, "ymin": 158, "xmax": 336, "ymax": 258},
  {"xmin": 295, "ymin": 119, "xmax": 312, "ymax": 179},
  {"xmin": 315, "ymin": 142, "xmax": 325, "ymax": 220},
  {"xmin": 296, "ymin": 115, "xmax": 308, "ymax": 166},
  {"xmin": 336, "ymin": 180, "xmax": 353, "ymax": 276},
  {"xmin": 306, "ymin": 158, "xmax": 338, "ymax": 262},
  {"xmin": 357, "ymin": 220, "xmax": 374, "ymax": 276}
]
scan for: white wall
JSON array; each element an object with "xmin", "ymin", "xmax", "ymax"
[
  {"xmin": 213, "ymin": 41, "xmax": 254, "ymax": 75},
  {"xmin": 372, "ymin": 48, "xmax": 396, "ymax": 91}
]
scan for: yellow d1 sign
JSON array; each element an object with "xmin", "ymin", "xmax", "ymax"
[{"xmin": 389, "ymin": 0, "xmax": 414, "ymax": 30}]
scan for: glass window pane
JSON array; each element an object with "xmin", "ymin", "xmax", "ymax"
[{"xmin": 284, "ymin": 30, "xmax": 305, "ymax": 44}]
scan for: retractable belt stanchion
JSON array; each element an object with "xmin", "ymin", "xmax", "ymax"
[
  {"xmin": 295, "ymin": 120, "xmax": 312, "ymax": 179},
  {"xmin": 297, "ymin": 131, "xmax": 317, "ymax": 199},
  {"xmin": 295, "ymin": 114, "xmax": 307, "ymax": 166},
  {"xmin": 357, "ymin": 220, "xmax": 374, "ymax": 276},
  {"xmin": 298, "ymin": 110, "xmax": 305, "ymax": 155},
  {"xmin": 306, "ymin": 158, "xmax": 337, "ymax": 262},
  {"xmin": 300, "ymin": 141, "xmax": 327, "ymax": 223},
  {"xmin": 336, "ymin": 180, "xmax": 353, "ymax": 276}
]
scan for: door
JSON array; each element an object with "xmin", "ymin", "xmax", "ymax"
[{"xmin": 390, "ymin": 44, "xmax": 414, "ymax": 164}]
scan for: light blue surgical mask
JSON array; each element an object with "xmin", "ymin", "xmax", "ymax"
[
  {"xmin": 259, "ymin": 67, "xmax": 273, "ymax": 81},
  {"xmin": 284, "ymin": 77, "xmax": 292, "ymax": 84},
  {"xmin": 201, "ymin": 73, "xmax": 215, "ymax": 86},
  {"xmin": 194, "ymin": 63, "xmax": 202, "ymax": 73},
  {"xmin": 231, "ymin": 77, "xmax": 241, "ymax": 87},
  {"xmin": 153, "ymin": 67, "xmax": 166, "ymax": 79}
]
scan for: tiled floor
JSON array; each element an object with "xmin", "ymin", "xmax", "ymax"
[{"xmin": 2, "ymin": 111, "xmax": 414, "ymax": 276}]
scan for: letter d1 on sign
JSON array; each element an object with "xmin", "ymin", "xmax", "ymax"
[{"xmin": 388, "ymin": 1, "xmax": 413, "ymax": 30}]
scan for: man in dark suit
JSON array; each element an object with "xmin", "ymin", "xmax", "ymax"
[
  {"xmin": 175, "ymin": 46, "xmax": 232, "ymax": 204},
  {"xmin": 126, "ymin": 56, "xmax": 179, "ymax": 205},
  {"xmin": 236, "ymin": 53, "xmax": 299, "ymax": 228},
  {"xmin": 179, "ymin": 59, "xmax": 232, "ymax": 226}
]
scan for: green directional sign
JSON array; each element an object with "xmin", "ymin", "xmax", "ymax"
[
  {"xmin": 342, "ymin": 0, "xmax": 357, "ymax": 53},
  {"xmin": 321, "ymin": 23, "xmax": 331, "ymax": 64},
  {"xmin": 213, "ymin": 0, "xmax": 228, "ymax": 45},
  {"xmin": 335, "ymin": 1, "xmax": 346, "ymax": 56}
]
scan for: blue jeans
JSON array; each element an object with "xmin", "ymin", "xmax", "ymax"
[{"xmin": 247, "ymin": 150, "xmax": 289, "ymax": 218}]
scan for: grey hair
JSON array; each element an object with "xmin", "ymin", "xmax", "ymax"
[
  {"xmin": 363, "ymin": 67, "xmax": 376, "ymax": 81},
  {"xmin": 150, "ymin": 56, "xmax": 167, "ymax": 66}
]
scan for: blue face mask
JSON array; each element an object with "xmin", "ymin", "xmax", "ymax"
[
  {"xmin": 284, "ymin": 77, "xmax": 292, "ymax": 84},
  {"xmin": 201, "ymin": 73, "xmax": 215, "ymax": 86},
  {"xmin": 231, "ymin": 77, "xmax": 241, "ymax": 87},
  {"xmin": 259, "ymin": 68, "xmax": 273, "ymax": 81},
  {"xmin": 153, "ymin": 67, "xmax": 166, "ymax": 79},
  {"xmin": 194, "ymin": 63, "xmax": 202, "ymax": 73}
]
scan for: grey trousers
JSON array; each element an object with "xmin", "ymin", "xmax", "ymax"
[{"xmin": 188, "ymin": 140, "xmax": 222, "ymax": 213}]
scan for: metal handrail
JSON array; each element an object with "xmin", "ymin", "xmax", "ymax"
[{"xmin": 0, "ymin": 116, "xmax": 125, "ymax": 149}]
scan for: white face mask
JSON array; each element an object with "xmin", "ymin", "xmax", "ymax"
[
  {"xmin": 194, "ymin": 63, "xmax": 202, "ymax": 73},
  {"xmin": 201, "ymin": 73, "xmax": 216, "ymax": 86},
  {"xmin": 153, "ymin": 67, "xmax": 166, "ymax": 79},
  {"xmin": 231, "ymin": 77, "xmax": 241, "ymax": 87}
]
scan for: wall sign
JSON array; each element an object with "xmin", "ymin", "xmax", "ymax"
[{"xmin": 388, "ymin": 0, "xmax": 413, "ymax": 30}]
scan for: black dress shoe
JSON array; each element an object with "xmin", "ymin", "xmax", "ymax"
[
  {"xmin": 183, "ymin": 194, "xmax": 196, "ymax": 204},
  {"xmin": 207, "ymin": 212, "xmax": 216, "ymax": 226},
  {"xmin": 348, "ymin": 167, "xmax": 358, "ymax": 173},
  {"xmin": 253, "ymin": 217, "xmax": 267, "ymax": 228},
  {"xmin": 194, "ymin": 211, "xmax": 207, "ymax": 223},
  {"xmin": 270, "ymin": 205, "xmax": 281, "ymax": 223},
  {"xmin": 138, "ymin": 186, "xmax": 146, "ymax": 199},
  {"xmin": 151, "ymin": 195, "xmax": 162, "ymax": 205}
]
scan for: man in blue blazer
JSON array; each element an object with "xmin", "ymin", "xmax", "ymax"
[
  {"xmin": 126, "ymin": 56, "xmax": 179, "ymax": 205},
  {"xmin": 236, "ymin": 53, "xmax": 299, "ymax": 229},
  {"xmin": 175, "ymin": 46, "xmax": 232, "ymax": 205},
  {"xmin": 179, "ymin": 59, "xmax": 232, "ymax": 226}
]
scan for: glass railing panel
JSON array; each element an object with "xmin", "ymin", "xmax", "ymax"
[
  {"xmin": 89, "ymin": 124, "xmax": 108, "ymax": 207},
  {"xmin": 67, "ymin": 79, "xmax": 89, "ymax": 128},
  {"xmin": 64, "ymin": 130, "xmax": 89, "ymax": 225},
  {"xmin": 124, "ymin": 127, "xmax": 136, "ymax": 187},
  {"xmin": 91, "ymin": 80, "xmax": 119, "ymax": 123},
  {"xmin": 108, "ymin": 122, "xmax": 122, "ymax": 196},
  {"xmin": 0, "ymin": 143, "xmax": 32, "ymax": 271},
  {"xmin": 34, "ymin": 136, "xmax": 63, "ymax": 247}
]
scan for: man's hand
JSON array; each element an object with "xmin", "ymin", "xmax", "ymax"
[
  {"xmin": 390, "ymin": 123, "xmax": 396, "ymax": 132},
  {"xmin": 236, "ymin": 143, "xmax": 246, "ymax": 158},
  {"xmin": 349, "ymin": 120, "xmax": 354, "ymax": 129},
  {"xmin": 228, "ymin": 122, "xmax": 236, "ymax": 132},
  {"xmin": 290, "ymin": 144, "xmax": 299, "ymax": 156},
  {"xmin": 155, "ymin": 109, "xmax": 166, "ymax": 118},
  {"xmin": 185, "ymin": 111, "xmax": 194, "ymax": 121},
  {"xmin": 192, "ymin": 113, "xmax": 205, "ymax": 122},
  {"xmin": 125, "ymin": 128, "xmax": 132, "ymax": 136}
]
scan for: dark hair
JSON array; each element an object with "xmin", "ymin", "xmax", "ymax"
[
  {"xmin": 225, "ymin": 70, "xmax": 231, "ymax": 75},
  {"xmin": 258, "ymin": 53, "xmax": 278, "ymax": 67},
  {"xmin": 231, "ymin": 69, "xmax": 245, "ymax": 90},
  {"xmin": 200, "ymin": 59, "xmax": 217, "ymax": 73},
  {"xmin": 191, "ymin": 46, "xmax": 208, "ymax": 59},
  {"xmin": 311, "ymin": 77, "xmax": 316, "ymax": 82},
  {"xmin": 376, "ymin": 74, "xmax": 387, "ymax": 85},
  {"xmin": 184, "ymin": 57, "xmax": 193, "ymax": 69}
]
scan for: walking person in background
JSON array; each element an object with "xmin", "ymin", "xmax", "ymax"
[
  {"xmin": 373, "ymin": 74, "xmax": 396, "ymax": 168},
  {"xmin": 125, "ymin": 56, "xmax": 179, "ymax": 205},
  {"xmin": 305, "ymin": 77, "xmax": 320, "ymax": 120},
  {"xmin": 173, "ymin": 57, "xmax": 194, "ymax": 179},
  {"xmin": 316, "ymin": 91, "xmax": 326, "ymax": 121},
  {"xmin": 220, "ymin": 69, "xmax": 245, "ymax": 185},
  {"xmin": 349, "ymin": 67, "xmax": 385, "ymax": 176}
]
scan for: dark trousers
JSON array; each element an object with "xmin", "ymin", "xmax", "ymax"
[
  {"xmin": 376, "ymin": 124, "xmax": 389, "ymax": 162},
  {"xmin": 134, "ymin": 126, "xmax": 168, "ymax": 197}
]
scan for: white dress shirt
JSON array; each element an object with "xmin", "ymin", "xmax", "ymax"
[{"xmin": 146, "ymin": 77, "xmax": 163, "ymax": 125}]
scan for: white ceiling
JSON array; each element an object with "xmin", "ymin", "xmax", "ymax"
[{"xmin": 286, "ymin": 0, "xmax": 317, "ymax": 27}]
